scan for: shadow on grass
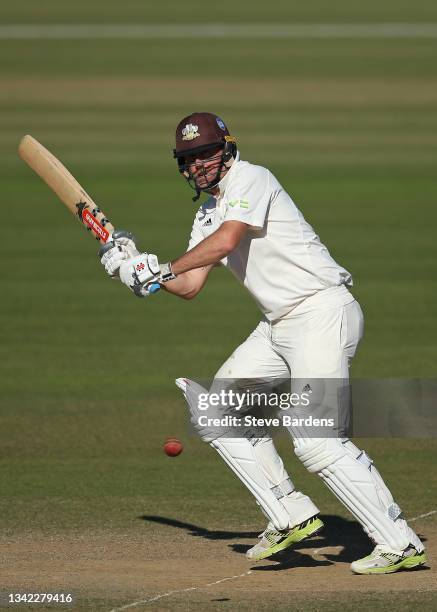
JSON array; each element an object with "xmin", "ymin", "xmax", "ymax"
[{"xmin": 140, "ymin": 514, "xmax": 259, "ymax": 539}]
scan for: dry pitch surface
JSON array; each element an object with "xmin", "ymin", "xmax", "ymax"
[{"xmin": 2, "ymin": 513, "xmax": 436, "ymax": 611}]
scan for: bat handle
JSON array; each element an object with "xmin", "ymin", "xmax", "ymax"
[{"xmin": 98, "ymin": 229, "xmax": 136, "ymax": 258}]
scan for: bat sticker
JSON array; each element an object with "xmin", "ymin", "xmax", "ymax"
[{"xmin": 76, "ymin": 201, "xmax": 110, "ymax": 242}]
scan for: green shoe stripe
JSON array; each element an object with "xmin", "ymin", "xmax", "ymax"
[
  {"xmin": 252, "ymin": 517, "xmax": 324, "ymax": 561},
  {"xmin": 352, "ymin": 552, "xmax": 427, "ymax": 574}
]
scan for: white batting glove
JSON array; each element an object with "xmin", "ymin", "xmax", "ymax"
[
  {"xmin": 138, "ymin": 280, "xmax": 162, "ymax": 297},
  {"xmin": 112, "ymin": 230, "xmax": 139, "ymax": 258},
  {"xmin": 101, "ymin": 247, "xmax": 128, "ymax": 277},
  {"xmin": 119, "ymin": 255, "xmax": 177, "ymax": 298},
  {"xmin": 99, "ymin": 230, "xmax": 140, "ymax": 278},
  {"xmin": 119, "ymin": 253, "xmax": 161, "ymax": 297}
]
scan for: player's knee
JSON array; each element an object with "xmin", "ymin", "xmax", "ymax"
[
  {"xmin": 294, "ymin": 437, "xmax": 372, "ymax": 474},
  {"xmin": 294, "ymin": 438, "xmax": 346, "ymax": 473}
]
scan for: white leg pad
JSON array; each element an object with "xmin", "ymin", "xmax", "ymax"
[
  {"xmin": 211, "ymin": 437, "xmax": 316, "ymax": 530},
  {"xmin": 176, "ymin": 378, "xmax": 319, "ymax": 530},
  {"xmin": 294, "ymin": 438, "xmax": 423, "ymax": 552},
  {"xmin": 251, "ymin": 437, "xmax": 320, "ymax": 526}
]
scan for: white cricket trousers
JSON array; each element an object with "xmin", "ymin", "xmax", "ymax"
[{"xmin": 215, "ymin": 285, "xmax": 364, "ymax": 381}]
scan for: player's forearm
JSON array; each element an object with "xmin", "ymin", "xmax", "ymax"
[
  {"xmin": 171, "ymin": 227, "xmax": 239, "ymax": 275},
  {"xmin": 160, "ymin": 271, "xmax": 198, "ymax": 299},
  {"xmin": 171, "ymin": 248, "xmax": 220, "ymax": 276},
  {"xmin": 161, "ymin": 268, "xmax": 212, "ymax": 300}
]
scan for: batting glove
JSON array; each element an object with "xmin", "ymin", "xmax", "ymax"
[
  {"xmin": 112, "ymin": 230, "xmax": 139, "ymax": 258},
  {"xmin": 99, "ymin": 230, "xmax": 140, "ymax": 278},
  {"xmin": 119, "ymin": 253, "xmax": 162, "ymax": 297}
]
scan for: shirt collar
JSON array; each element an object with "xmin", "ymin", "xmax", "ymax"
[{"xmin": 217, "ymin": 151, "xmax": 240, "ymax": 197}]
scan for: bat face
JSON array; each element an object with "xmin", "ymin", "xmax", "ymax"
[{"xmin": 18, "ymin": 135, "xmax": 115, "ymax": 243}]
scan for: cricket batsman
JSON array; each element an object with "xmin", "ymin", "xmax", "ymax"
[{"xmin": 100, "ymin": 112, "xmax": 426, "ymax": 574}]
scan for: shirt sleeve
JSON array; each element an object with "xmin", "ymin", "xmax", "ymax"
[{"xmin": 223, "ymin": 166, "xmax": 271, "ymax": 230}]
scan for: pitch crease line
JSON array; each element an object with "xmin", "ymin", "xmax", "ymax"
[
  {"xmin": 2, "ymin": 23, "xmax": 437, "ymax": 39},
  {"xmin": 409, "ymin": 510, "xmax": 436, "ymax": 522},
  {"xmin": 109, "ymin": 570, "xmax": 253, "ymax": 611},
  {"xmin": 109, "ymin": 510, "xmax": 435, "ymax": 609}
]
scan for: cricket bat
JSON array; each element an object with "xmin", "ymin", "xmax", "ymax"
[
  {"xmin": 18, "ymin": 135, "xmax": 161, "ymax": 293},
  {"xmin": 18, "ymin": 134, "xmax": 114, "ymax": 244}
]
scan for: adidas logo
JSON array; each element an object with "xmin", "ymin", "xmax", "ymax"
[{"xmin": 203, "ymin": 218, "xmax": 213, "ymax": 226}]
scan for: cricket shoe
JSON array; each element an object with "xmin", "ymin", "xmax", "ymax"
[
  {"xmin": 246, "ymin": 515, "xmax": 324, "ymax": 561},
  {"xmin": 351, "ymin": 544, "xmax": 426, "ymax": 574}
]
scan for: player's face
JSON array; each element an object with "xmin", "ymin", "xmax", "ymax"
[{"xmin": 185, "ymin": 146, "xmax": 224, "ymax": 189}]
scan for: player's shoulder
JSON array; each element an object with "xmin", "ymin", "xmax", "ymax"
[
  {"xmin": 225, "ymin": 160, "xmax": 270, "ymax": 198},
  {"xmin": 233, "ymin": 160, "xmax": 270, "ymax": 182}
]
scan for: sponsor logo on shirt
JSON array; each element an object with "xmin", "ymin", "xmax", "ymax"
[
  {"xmin": 228, "ymin": 199, "xmax": 249, "ymax": 209},
  {"xmin": 198, "ymin": 203, "xmax": 215, "ymax": 221}
]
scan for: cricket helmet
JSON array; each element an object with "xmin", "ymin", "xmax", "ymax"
[{"xmin": 173, "ymin": 112, "xmax": 237, "ymax": 200}]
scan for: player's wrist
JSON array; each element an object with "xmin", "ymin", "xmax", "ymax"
[{"xmin": 159, "ymin": 262, "xmax": 177, "ymax": 283}]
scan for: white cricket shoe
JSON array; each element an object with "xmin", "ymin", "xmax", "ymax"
[
  {"xmin": 246, "ymin": 515, "xmax": 324, "ymax": 561},
  {"xmin": 351, "ymin": 544, "xmax": 426, "ymax": 574}
]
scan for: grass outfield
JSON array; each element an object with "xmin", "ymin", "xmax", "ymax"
[
  {"xmin": 2, "ymin": 1, "xmax": 437, "ymax": 24},
  {"xmin": 1, "ymin": 3, "xmax": 436, "ymax": 609}
]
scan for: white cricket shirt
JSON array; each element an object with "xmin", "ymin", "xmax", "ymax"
[{"xmin": 187, "ymin": 156, "xmax": 353, "ymax": 321}]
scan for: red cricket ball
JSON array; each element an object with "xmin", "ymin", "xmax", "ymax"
[{"xmin": 163, "ymin": 437, "xmax": 183, "ymax": 457}]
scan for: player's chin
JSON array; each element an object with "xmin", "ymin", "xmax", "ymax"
[{"xmin": 195, "ymin": 176, "xmax": 212, "ymax": 189}]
